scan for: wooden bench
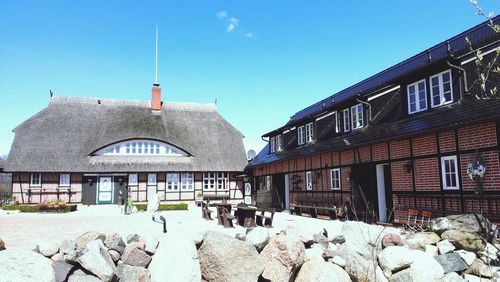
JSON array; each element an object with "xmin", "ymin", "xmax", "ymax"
[
  {"xmin": 221, "ymin": 207, "xmax": 235, "ymax": 228},
  {"xmin": 291, "ymin": 195, "xmax": 339, "ymax": 219},
  {"xmin": 201, "ymin": 201, "xmax": 213, "ymax": 220},
  {"xmin": 203, "ymin": 193, "xmax": 229, "ymax": 204},
  {"xmin": 256, "ymin": 208, "xmax": 275, "ymax": 227}
]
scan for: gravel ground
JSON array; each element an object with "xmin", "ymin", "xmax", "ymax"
[{"xmin": 0, "ymin": 204, "xmax": 345, "ymax": 250}]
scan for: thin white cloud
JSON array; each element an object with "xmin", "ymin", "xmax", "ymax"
[
  {"xmin": 227, "ymin": 17, "xmax": 239, "ymax": 32},
  {"xmin": 244, "ymin": 32, "xmax": 254, "ymax": 38},
  {"xmin": 216, "ymin": 10, "xmax": 227, "ymax": 19}
]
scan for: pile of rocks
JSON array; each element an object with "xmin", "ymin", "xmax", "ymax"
[{"xmin": 0, "ymin": 231, "xmax": 192, "ymax": 282}]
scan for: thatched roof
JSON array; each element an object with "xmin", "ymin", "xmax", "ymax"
[{"xmin": 6, "ymin": 96, "xmax": 247, "ymax": 172}]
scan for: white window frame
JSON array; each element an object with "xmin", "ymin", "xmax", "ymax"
[
  {"xmin": 128, "ymin": 173, "xmax": 138, "ymax": 185},
  {"xmin": 351, "ymin": 104, "xmax": 364, "ymax": 130},
  {"xmin": 441, "ymin": 155, "xmax": 460, "ymax": 190},
  {"xmin": 330, "ymin": 168, "xmax": 341, "ymax": 190},
  {"xmin": 276, "ymin": 134, "xmax": 283, "ymax": 151},
  {"xmin": 407, "ymin": 79, "xmax": 428, "ymax": 114},
  {"xmin": 298, "ymin": 126, "xmax": 305, "ymax": 145},
  {"xmin": 305, "ymin": 171, "xmax": 312, "ymax": 191},
  {"xmin": 166, "ymin": 173, "xmax": 180, "ymax": 190},
  {"xmin": 430, "ymin": 69, "xmax": 453, "ymax": 108},
  {"xmin": 270, "ymin": 136, "xmax": 276, "ymax": 153},
  {"xmin": 217, "ymin": 173, "xmax": 229, "ymax": 190},
  {"xmin": 203, "ymin": 173, "xmax": 216, "ymax": 190},
  {"xmin": 59, "ymin": 173, "xmax": 70, "ymax": 187},
  {"xmin": 180, "ymin": 173, "xmax": 194, "ymax": 190},
  {"xmin": 147, "ymin": 173, "xmax": 157, "ymax": 185},
  {"xmin": 305, "ymin": 122, "xmax": 314, "ymax": 142},
  {"xmin": 334, "ymin": 111, "xmax": 340, "ymax": 133},
  {"xmin": 343, "ymin": 108, "xmax": 350, "ymax": 132},
  {"xmin": 265, "ymin": 175, "xmax": 271, "ymax": 191},
  {"xmin": 30, "ymin": 173, "xmax": 41, "ymax": 187}
]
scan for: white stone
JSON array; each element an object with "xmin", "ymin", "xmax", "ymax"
[
  {"xmin": 245, "ymin": 226, "xmax": 270, "ymax": 252},
  {"xmin": 304, "ymin": 247, "xmax": 324, "ymax": 262},
  {"xmin": 77, "ymin": 240, "xmax": 116, "ymax": 282},
  {"xmin": 443, "ymin": 271, "xmax": 466, "ymax": 282},
  {"xmin": 296, "ymin": 259, "xmax": 352, "ymax": 282},
  {"xmin": 456, "ymin": 250, "xmax": 476, "ymax": 266},
  {"xmin": 143, "ymin": 235, "xmax": 159, "ymax": 255},
  {"xmin": 437, "ymin": 240, "xmax": 456, "ymax": 254},
  {"xmin": 0, "ymin": 250, "xmax": 55, "ymax": 282},
  {"xmin": 338, "ymin": 244, "xmax": 387, "ymax": 282},
  {"xmin": 149, "ymin": 235, "xmax": 201, "ymax": 282},
  {"xmin": 260, "ymin": 234, "xmax": 305, "ymax": 282},
  {"xmin": 37, "ymin": 240, "xmax": 60, "ymax": 257},
  {"xmin": 425, "ymin": 244, "xmax": 439, "ymax": 257},
  {"xmin": 377, "ymin": 246, "xmax": 415, "ymax": 272},
  {"xmin": 331, "ymin": 256, "xmax": 346, "ymax": 267},
  {"xmin": 463, "ymin": 274, "xmax": 492, "ymax": 282}
]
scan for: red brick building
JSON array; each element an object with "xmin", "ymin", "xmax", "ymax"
[{"xmin": 247, "ymin": 17, "xmax": 500, "ymax": 222}]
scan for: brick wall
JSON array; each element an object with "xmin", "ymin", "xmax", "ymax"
[
  {"xmin": 390, "ymin": 139, "xmax": 411, "ymax": 159},
  {"xmin": 414, "ymin": 158, "xmax": 440, "ymax": 191},
  {"xmin": 372, "ymin": 143, "xmax": 389, "ymax": 161},
  {"xmin": 391, "ymin": 161, "xmax": 413, "ymax": 191},
  {"xmin": 439, "ymin": 130, "xmax": 456, "ymax": 153},
  {"xmin": 458, "ymin": 122, "xmax": 497, "ymax": 150},
  {"xmin": 412, "ymin": 134, "xmax": 437, "ymax": 156}
]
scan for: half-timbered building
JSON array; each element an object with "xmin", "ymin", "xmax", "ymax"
[{"xmin": 248, "ymin": 16, "xmax": 500, "ymax": 222}]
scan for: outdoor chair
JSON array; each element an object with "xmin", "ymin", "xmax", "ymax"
[
  {"xmin": 418, "ymin": 210, "xmax": 432, "ymax": 231},
  {"xmin": 403, "ymin": 209, "xmax": 419, "ymax": 232}
]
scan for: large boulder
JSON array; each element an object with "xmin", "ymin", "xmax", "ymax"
[
  {"xmin": 295, "ymin": 259, "xmax": 352, "ymax": 282},
  {"xmin": 404, "ymin": 232, "xmax": 441, "ymax": 250},
  {"xmin": 149, "ymin": 235, "xmax": 201, "ymax": 282},
  {"xmin": 377, "ymin": 246, "xmax": 415, "ymax": 273},
  {"xmin": 37, "ymin": 240, "xmax": 60, "ymax": 257},
  {"xmin": 59, "ymin": 239, "xmax": 77, "ymax": 255},
  {"xmin": 198, "ymin": 231, "xmax": 264, "ymax": 282},
  {"xmin": 437, "ymin": 240, "xmax": 456, "ymax": 255},
  {"xmin": 0, "ymin": 250, "xmax": 55, "ymax": 282},
  {"xmin": 116, "ymin": 262, "xmax": 151, "ymax": 282},
  {"xmin": 245, "ymin": 226, "xmax": 270, "ymax": 252},
  {"xmin": 77, "ymin": 240, "xmax": 116, "ymax": 281},
  {"xmin": 0, "ymin": 238, "xmax": 5, "ymax": 251},
  {"xmin": 463, "ymin": 274, "xmax": 492, "ymax": 282},
  {"xmin": 260, "ymin": 234, "xmax": 305, "ymax": 282},
  {"xmin": 75, "ymin": 231, "xmax": 106, "ymax": 248},
  {"xmin": 122, "ymin": 242, "xmax": 152, "ymax": 268},
  {"xmin": 430, "ymin": 217, "xmax": 453, "ymax": 234},
  {"xmin": 337, "ymin": 244, "xmax": 387, "ymax": 282},
  {"xmin": 388, "ymin": 250, "xmax": 444, "ymax": 281},
  {"xmin": 465, "ymin": 259, "xmax": 494, "ymax": 278},
  {"xmin": 67, "ymin": 270, "xmax": 101, "ymax": 282},
  {"xmin": 104, "ymin": 233, "xmax": 126, "ymax": 254},
  {"xmin": 455, "ymin": 250, "xmax": 476, "ymax": 266},
  {"xmin": 341, "ymin": 221, "xmax": 400, "ymax": 260},
  {"xmin": 284, "ymin": 224, "xmax": 322, "ymax": 244},
  {"xmin": 441, "ymin": 230, "xmax": 486, "ymax": 253},
  {"xmin": 435, "ymin": 253, "xmax": 469, "ymax": 273},
  {"xmin": 445, "ymin": 214, "xmax": 492, "ymax": 237},
  {"xmin": 143, "ymin": 235, "xmax": 159, "ymax": 255}
]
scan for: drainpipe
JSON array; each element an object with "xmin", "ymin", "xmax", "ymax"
[
  {"xmin": 356, "ymin": 97, "xmax": 372, "ymax": 123},
  {"xmin": 447, "ymin": 60, "xmax": 468, "ymax": 100}
]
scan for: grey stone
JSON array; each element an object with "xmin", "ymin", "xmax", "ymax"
[
  {"xmin": 122, "ymin": 242, "xmax": 152, "ymax": 268},
  {"xmin": 0, "ymin": 250, "xmax": 55, "ymax": 282},
  {"xmin": 126, "ymin": 233, "xmax": 143, "ymax": 244},
  {"xmin": 37, "ymin": 241, "xmax": 60, "ymax": 257},
  {"xmin": 435, "ymin": 253, "xmax": 469, "ymax": 273},
  {"xmin": 104, "ymin": 233, "xmax": 126, "ymax": 254},
  {"xmin": 441, "ymin": 230, "xmax": 486, "ymax": 253},
  {"xmin": 235, "ymin": 233, "xmax": 246, "ymax": 241},
  {"xmin": 51, "ymin": 253, "xmax": 65, "ymax": 261},
  {"xmin": 330, "ymin": 234, "xmax": 346, "ymax": 244},
  {"xmin": 77, "ymin": 240, "xmax": 116, "ymax": 281},
  {"xmin": 295, "ymin": 259, "xmax": 352, "ymax": 282},
  {"xmin": 53, "ymin": 261, "xmax": 77, "ymax": 282},
  {"xmin": 116, "ymin": 262, "xmax": 151, "ymax": 282},
  {"xmin": 312, "ymin": 232, "xmax": 329, "ymax": 249},
  {"xmin": 245, "ymin": 226, "xmax": 270, "ymax": 252},
  {"xmin": 67, "ymin": 270, "xmax": 101, "ymax": 282},
  {"xmin": 446, "ymin": 214, "xmax": 492, "ymax": 237},
  {"xmin": 341, "ymin": 221, "xmax": 400, "ymax": 260},
  {"xmin": 438, "ymin": 239, "xmax": 456, "ymax": 254},
  {"xmin": 198, "ymin": 231, "xmax": 263, "ymax": 282},
  {"xmin": 479, "ymin": 243, "xmax": 498, "ymax": 264},
  {"xmin": 149, "ymin": 235, "xmax": 201, "ymax": 282},
  {"xmin": 388, "ymin": 249, "xmax": 444, "ymax": 282},
  {"xmin": 75, "ymin": 231, "xmax": 105, "ymax": 248},
  {"xmin": 430, "ymin": 217, "xmax": 453, "ymax": 234},
  {"xmin": 260, "ymin": 234, "xmax": 305, "ymax": 282}
]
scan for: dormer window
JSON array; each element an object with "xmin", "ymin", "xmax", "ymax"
[
  {"xmin": 351, "ymin": 104, "xmax": 364, "ymax": 130},
  {"xmin": 343, "ymin": 109, "xmax": 350, "ymax": 132},
  {"xmin": 270, "ymin": 135, "xmax": 283, "ymax": 153},
  {"xmin": 298, "ymin": 126, "xmax": 305, "ymax": 145},
  {"xmin": 430, "ymin": 70, "xmax": 452, "ymax": 108},
  {"xmin": 94, "ymin": 139, "xmax": 189, "ymax": 157},
  {"xmin": 270, "ymin": 136, "xmax": 276, "ymax": 153},
  {"xmin": 305, "ymin": 122, "xmax": 314, "ymax": 142},
  {"xmin": 407, "ymin": 79, "xmax": 427, "ymax": 114},
  {"xmin": 276, "ymin": 135, "xmax": 283, "ymax": 151}
]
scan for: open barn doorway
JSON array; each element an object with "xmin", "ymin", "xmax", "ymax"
[{"xmin": 350, "ymin": 164, "xmax": 378, "ymax": 223}]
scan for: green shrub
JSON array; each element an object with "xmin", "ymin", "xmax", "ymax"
[
  {"xmin": 133, "ymin": 203, "xmax": 188, "ymax": 211},
  {"xmin": 1, "ymin": 204, "xmax": 77, "ymax": 213}
]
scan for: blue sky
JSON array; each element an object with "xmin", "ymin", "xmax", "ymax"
[{"xmin": 0, "ymin": 0, "xmax": 497, "ymax": 156}]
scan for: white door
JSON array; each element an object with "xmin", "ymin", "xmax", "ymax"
[
  {"xmin": 376, "ymin": 165, "xmax": 387, "ymax": 222},
  {"xmin": 284, "ymin": 174, "xmax": 290, "ymax": 210},
  {"xmin": 98, "ymin": 177, "xmax": 113, "ymax": 204}
]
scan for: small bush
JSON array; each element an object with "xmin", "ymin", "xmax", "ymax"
[
  {"xmin": 134, "ymin": 203, "xmax": 188, "ymax": 211},
  {"xmin": 2, "ymin": 204, "xmax": 77, "ymax": 213}
]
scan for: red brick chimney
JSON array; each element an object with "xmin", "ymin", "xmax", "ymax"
[{"xmin": 151, "ymin": 83, "xmax": 161, "ymax": 111}]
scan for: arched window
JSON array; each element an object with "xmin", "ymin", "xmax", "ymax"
[{"xmin": 94, "ymin": 139, "xmax": 189, "ymax": 157}]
